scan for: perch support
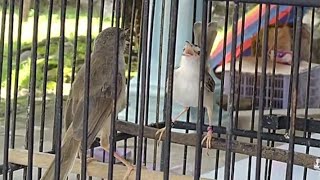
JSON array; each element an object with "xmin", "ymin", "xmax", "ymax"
[
  {"xmin": 115, "ymin": 120, "xmax": 320, "ymax": 170},
  {"xmin": 8, "ymin": 149, "xmax": 209, "ymax": 180}
]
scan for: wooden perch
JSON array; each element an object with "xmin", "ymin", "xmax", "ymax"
[
  {"xmin": 8, "ymin": 149, "xmax": 209, "ymax": 180},
  {"xmin": 116, "ymin": 120, "xmax": 320, "ymax": 170}
]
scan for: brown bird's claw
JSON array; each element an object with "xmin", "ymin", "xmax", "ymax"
[
  {"xmin": 201, "ymin": 127, "xmax": 214, "ymax": 156},
  {"xmin": 76, "ymin": 157, "xmax": 99, "ymax": 180},
  {"xmin": 155, "ymin": 127, "xmax": 166, "ymax": 146},
  {"xmin": 122, "ymin": 164, "xmax": 135, "ymax": 180},
  {"xmin": 86, "ymin": 157, "xmax": 98, "ymax": 164}
]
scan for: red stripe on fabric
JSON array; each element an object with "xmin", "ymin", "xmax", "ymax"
[
  {"xmin": 211, "ymin": 4, "xmax": 269, "ymax": 58},
  {"xmin": 214, "ymin": 39, "xmax": 253, "ymax": 66},
  {"xmin": 211, "ymin": 6, "xmax": 292, "ymax": 62}
]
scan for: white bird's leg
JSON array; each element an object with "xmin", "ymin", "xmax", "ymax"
[
  {"xmin": 172, "ymin": 107, "xmax": 190, "ymax": 122},
  {"xmin": 201, "ymin": 107, "xmax": 214, "ymax": 155},
  {"xmin": 155, "ymin": 107, "xmax": 190, "ymax": 145}
]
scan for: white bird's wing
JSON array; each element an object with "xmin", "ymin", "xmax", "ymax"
[{"xmin": 205, "ymin": 72, "xmax": 215, "ymax": 93}]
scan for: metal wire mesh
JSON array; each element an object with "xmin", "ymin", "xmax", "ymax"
[{"xmin": 1, "ymin": 0, "xmax": 320, "ymax": 180}]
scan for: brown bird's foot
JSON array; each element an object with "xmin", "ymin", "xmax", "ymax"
[
  {"xmin": 101, "ymin": 144, "xmax": 135, "ymax": 180},
  {"xmin": 201, "ymin": 126, "xmax": 214, "ymax": 156},
  {"xmin": 77, "ymin": 156, "xmax": 99, "ymax": 164},
  {"xmin": 86, "ymin": 156, "xmax": 98, "ymax": 164},
  {"xmin": 122, "ymin": 164, "xmax": 135, "ymax": 180},
  {"xmin": 113, "ymin": 152, "xmax": 135, "ymax": 180},
  {"xmin": 77, "ymin": 151, "xmax": 98, "ymax": 163},
  {"xmin": 76, "ymin": 156, "xmax": 99, "ymax": 180},
  {"xmin": 155, "ymin": 127, "xmax": 166, "ymax": 146}
]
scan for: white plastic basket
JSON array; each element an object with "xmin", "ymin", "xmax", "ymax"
[{"xmin": 216, "ymin": 57, "xmax": 320, "ymax": 109}]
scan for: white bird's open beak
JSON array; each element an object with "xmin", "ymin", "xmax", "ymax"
[{"xmin": 182, "ymin": 45, "xmax": 195, "ymax": 57}]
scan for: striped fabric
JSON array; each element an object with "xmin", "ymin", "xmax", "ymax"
[{"xmin": 209, "ymin": 4, "xmax": 294, "ymax": 71}]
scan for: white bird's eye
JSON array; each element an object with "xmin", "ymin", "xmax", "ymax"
[{"xmin": 192, "ymin": 46, "xmax": 200, "ymax": 55}]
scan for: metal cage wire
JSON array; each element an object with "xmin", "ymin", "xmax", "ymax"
[{"xmin": 0, "ymin": 0, "xmax": 320, "ymax": 180}]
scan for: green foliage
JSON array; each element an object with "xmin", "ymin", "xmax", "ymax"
[
  {"xmin": 1, "ymin": 35, "xmax": 94, "ymax": 92},
  {"xmin": 0, "ymin": 6, "xmax": 139, "ymax": 96},
  {"xmin": 2, "ymin": 34, "xmax": 139, "ymax": 94}
]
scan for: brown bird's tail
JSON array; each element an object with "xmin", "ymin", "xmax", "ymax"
[{"xmin": 41, "ymin": 127, "xmax": 81, "ymax": 180}]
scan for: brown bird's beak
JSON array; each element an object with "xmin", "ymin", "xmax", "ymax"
[
  {"xmin": 120, "ymin": 28, "xmax": 129, "ymax": 37},
  {"xmin": 123, "ymin": 28, "xmax": 130, "ymax": 35},
  {"xmin": 120, "ymin": 28, "xmax": 131, "ymax": 47}
]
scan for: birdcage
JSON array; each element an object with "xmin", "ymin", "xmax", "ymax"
[{"xmin": 1, "ymin": 0, "xmax": 320, "ymax": 180}]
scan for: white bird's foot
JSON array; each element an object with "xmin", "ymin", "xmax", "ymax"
[
  {"xmin": 155, "ymin": 127, "xmax": 166, "ymax": 146},
  {"xmin": 201, "ymin": 126, "xmax": 214, "ymax": 156}
]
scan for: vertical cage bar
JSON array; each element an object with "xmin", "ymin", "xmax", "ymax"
[
  {"xmin": 285, "ymin": 7, "xmax": 297, "ymax": 136},
  {"xmin": 111, "ymin": 0, "xmax": 116, "ymax": 26},
  {"xmin": 182, "ymin": 110, "xmax": 191, "ymax": 175},
  {"xmin": 192, "ymin": 0, "xmax": 197, "ymax": 33},
  {"xmin": 268, "ymin": 5, "xmax": 279, "ymax": 117},
  {"xmin": 303, "ymin": 7, "xmax": 315, "ymax": 180},
  {"xmin": 265, "ymin": 5, "xmax": 280, "ymax": 180},
  {"xmin": 9, "ymin": 0, "xmax": 24, "ymax": 179},
  {"xmin": 108, "ymin": 0, "xmax": 121, "ymax": 179},
  {"xmin": 26, "ymin": 0, "xmax": 40, "ymax": 178},
  {"xmin": 37, "ymin": 0, "xmax": 54, "ymax": 178},
  {"xmin": 71, "ymin": 0, "xmax": 81, "ymax": 83},
  {"xmin": 121, "ymin": 0, "xmax": 127, "ymax": 28},
  {"xmin": 231, "ymin": 3, "xmax": 246, "ymax": 180},
  {"xmin": 98, "ymin": 0, "xmax": 105, "ymax": 32},
  {"xmin": 225, "ymin": 2, "xmax": 239, "ymax": 179},
  {"xmin": 0, "ymin": 0, "xmax": 7, "ymax": 102},
  {"xmin": 163, "ymin": 0, "xmax": 179, "ymax": 179},
  {"xmin": 208, "ymin": 1, "xmax": 212, "ymax": 22},
  {"xmin": 3, "ymin": 0, "xmax": 14, "ymax": 179},
  {"xmin": 143, "ymin": 0, "xmax": 156, "ymax": 166},
  {"xmin": 286, "ymin": 7, "xmax": 303, "ymax": 180},
  {"xmin": 53, "ymin": 0, "xmax": 67, "ymax": 178},
  {"xmin": 214, "ymin": 1, "xmax": 229, "ymax": 179},
  {"xmin": 256, "ymin": 4, "xmax": 270, "ymax": 179},
  {"xmin": 124, "ymin": 0, "xmax": 137, "ymax": 160},
  {"xmin": 153, "ymin": 0, "xmax": 166, "ymax": 171},
  {"xmin": 256, "ymin": 4, "xmax": 270, "ymax": 180},
  {"xmin": 81, "ymin": 0, "xmax": 93, "ymax": 178},
  {"xmin": 135, "ymin": 0, "xmax": 150, "ymax": 178},
  {"xmin": 133, "ymin": 3, "xmax": 145, "ymax": 165},
  {"xmin": 194, "ymin": 0, "xmax": 208, "ymax": 179},
  {"xmin": 247, "ymin": 4, "xmax": 262, "ymax": 180}
]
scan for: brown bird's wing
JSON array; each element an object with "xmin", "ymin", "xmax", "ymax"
[
  {"xmin": 205, "ymin": 72, "xmax": 215, "ymax": 93},
  {"xmin": 70, "ymin": 53, "xmax": 124, "ymax": 148},
  {"xmin": 64, "ymin": 89, "xmax": 73, "ymax": 131},
  {"xmin": 72, "ymin": 95, "xmax": 113, "ymax": 147}
]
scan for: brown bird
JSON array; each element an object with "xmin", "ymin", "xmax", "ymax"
[{"xmin": 41, "ymin": 27, "xmax": 134, "ymax": 180}]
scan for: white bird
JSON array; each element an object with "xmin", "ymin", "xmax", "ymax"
[{"xmin": 155, "ymin": 41, "xmax": 215, "ymax": 150}]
